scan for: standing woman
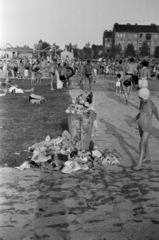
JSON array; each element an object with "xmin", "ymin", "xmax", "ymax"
[
  {"xmin": 19, "ymin": 60, "xmax": 24, "ymax": 79},
  {"xmin": 118, "ymin": 60, "xmax": 125, "ymax": 92},
  {"xmin": 138, "ymin": 60, "xmax": 151, "ymax": 89},
  {"xmin": 49, "ymin": 61, "xmax": 55, "ymax": 90},
  {"xmin": 122, "ymin": 57, "xmax": 136, "ymax": 105}
]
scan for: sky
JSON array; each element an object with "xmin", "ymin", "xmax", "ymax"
[{"xmin": 0, "ymin": 0, "xmax": 159, "ymax": 50}]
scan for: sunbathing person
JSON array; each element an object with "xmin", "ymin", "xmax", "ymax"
[{"xmin": 28, "ymin": 93, "xmax": 46, "ymax": 104}]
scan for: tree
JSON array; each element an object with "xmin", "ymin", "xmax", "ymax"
[
  {"xmin": 40, "ymin": 41, "xmax": 50, "ymax": 58},
  {"xmin": 64, "ymin": 43, "xmax": 79, "ymax": 58},
  {"xmin": 85, "ymin": 42, "xmax": 91, "ymax": 48},
  {"xmin": 124, "ymin": 43, "xmax": 135, "ymax": 57},
  {"xmin": 109, "ymin": 44, "xmax": 122, "ymax": 59},
  {"xmin": 65, "ymin": 43, "xmax": 73, "ymax": 52},
  {"xmin": 83, "ymin": 45, "xmax": 93, "ymax": 59},
  {"xmin": 51, "ymin": 43, "xmax": 60, "ymax": 58},
  {"xmin": 140, "ymin": 42, "xmax": 149, "ymax": 57},
  {"xmin": 92, "ymin": 44, "xmax": 103, "ymax": 59},
  {"xmin": 23, "ymin": 45, "xmax": 30, "ymax": 49},
  {"xmin": 78, "ymin": 49, "xmax": 85, "ymax": 59},
  {"xmin": 154, "ymin": 46, "xmax": 159, "ymax": 58},
  {"xmin": 72, "ymin": 44, "xmax": 79, "ymax": 58}
]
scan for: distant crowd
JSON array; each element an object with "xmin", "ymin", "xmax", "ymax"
[{"xmin": 0, "ymin": 57, "xmax": 159, "ymax": 79}]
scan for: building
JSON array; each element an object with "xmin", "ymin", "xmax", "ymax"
[
  {"xmin": 0, "ymin": 47, "xmax": 34, "ymax": 59},
  {"xmin": 103, "ymin": 30, "xmax": 113, "ymax": 55},
  {"xmin": 0, "ymin": 48, "xmax": 12, "ymax": 59},
  {"xmin": 12, "ymin": 47, "xmax": 34, "ymax": 58},
  {"xmin": 61, "ymin": 50, "xmax": 74, "ymax": 61},
  {"xmin": 103, "ymin": 23, "xmax": 159, "ymax": 55}
]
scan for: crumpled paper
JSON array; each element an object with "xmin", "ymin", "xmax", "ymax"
[{"xmin": 15, "ymin": 161, "xmax": 30, "ymax": 170}]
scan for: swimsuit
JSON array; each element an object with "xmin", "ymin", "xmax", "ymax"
[
  {"xmin": 138, "ymin": 78, "xmax": 148, "ymax": 88},
  {"xmin": 60, "ymin": 75, "xmax": 66, "ymax": 82},
  {"xmin": 124, "ymin": 73, "xmax": 133, "ymax": 87},
  {"xmin": 29, "ymin": 96, "xmax": 35, "ymax": 101},
  {"xmin": 138, "ymin": 100, "xmax": 154, "ymax": 134},
  {"xmin": 85, "ymin": 74, "xmax": 92, "ymax": 79}
]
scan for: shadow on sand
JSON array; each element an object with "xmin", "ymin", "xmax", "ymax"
[{"xmin": 100, "ymin": 118, "xmax": 137, "ymax": 166}]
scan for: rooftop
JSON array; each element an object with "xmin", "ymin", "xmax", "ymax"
[
  {"xmin": 103, "ymin": 30, "xmax": 113, "ymax": 38},
  {"xmin": 113, "ymin": 23, "xmax": 159, "ymax": 33}
]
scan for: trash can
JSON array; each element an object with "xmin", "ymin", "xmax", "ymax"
[
  {"xmin": 67, "ymin": 114, "xmax": 81, "ymax": 140},
  {"xmin": 67, "ymin": 110, "xmax": 94, "ymax": 151}
]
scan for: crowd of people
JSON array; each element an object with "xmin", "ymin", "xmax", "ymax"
[{"xmin": 1, "ymin": 55, "xmax": 159, "ymax": 171}]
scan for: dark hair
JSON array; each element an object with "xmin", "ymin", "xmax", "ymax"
[
  {"xmin": 130, "ymin": 57, "xmax": 134, "ymax": 62},
  {"xmin": 117, "ymin": 73, "xmax": 121, "ymax": 78},
  {"xmin": 142, "ymin": 60, "xmax": 149, "ymax": 67},
  {"xmin": 87, "ymin": 59, "xmax": 91, "ymax": 63},
  {"xmin": 119, "ymin": 60, "xmax": 122, "ymax": 64}
]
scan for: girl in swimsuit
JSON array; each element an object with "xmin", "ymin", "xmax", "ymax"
[
  {"xmin": 122, "ymin": 58, "xmax": 136, "ymax": 105},
  {"xmin": 132, "ymin": 88, "xmax": 159, "ymax": 170}
]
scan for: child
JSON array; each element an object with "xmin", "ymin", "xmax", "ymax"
[
  {"xmin": 115, "ymin": 73, "xmax": 122, "ymax": 93},
  {"xmin": 131, "ymin": 88, "xmax": 159, "ymax": 171}
]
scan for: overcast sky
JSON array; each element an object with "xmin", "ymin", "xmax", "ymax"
[{"xmin": 0, "ymin": 0, "xmax": 158, "ymax": 49}]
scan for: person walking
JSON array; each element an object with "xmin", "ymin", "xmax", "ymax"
[
  {"xmin": 131, "ymin": 88, "xmax": 159, "ymax": 171},
  {"xmin": 84, "ymin": 59, "xmax": 94, "ymax": 91},
  {"xmin": 122, "ymin": 57, "xmax": 136, "ymax": 105}
]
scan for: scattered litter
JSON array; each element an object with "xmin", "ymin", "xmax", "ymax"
[
  {"xmin": 15, "ymin": 93, "xmax": 121, "ymax": 172},
  {"xmin": 14, "ymin": 152, "xmax": 20, "ymax": 155},
  {"xmin": 16, "ymin": 130, "xmax": 121, "ymax": 172},
  {"xmin": 15, "ymin": 161, "xmax": 30, "ymax": 170},
  {"xmin": 92, "ymin": 150, "xmax": 102, "ymax": 158}
]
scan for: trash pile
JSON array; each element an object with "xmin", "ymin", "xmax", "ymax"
[
  {"xmin": 15, "ymin": 92, "xmax": 121, "ymax": 173},
  {"xmin": 15, "ymin": 130, "xmax": 121, "ymax": 173}
]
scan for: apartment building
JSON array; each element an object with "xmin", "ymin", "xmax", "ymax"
[
  {"xmin": 103, "ymin": 30, "xmax": 113, "ymax": 54},
  {"xmin": 103, "ymin": 23, "xmax": 159, "ymax": 55}
]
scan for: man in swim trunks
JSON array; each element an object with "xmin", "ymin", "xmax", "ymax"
[
  {"xmin": 122, "ymin": 57, "xmax": 136, "ymax": 105},
  {"xmin": 84, "ymin": 59, "xmax": 94, "ymax": 91}
]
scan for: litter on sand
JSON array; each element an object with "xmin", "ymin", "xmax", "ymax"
[
  {"xmin": 15, "ymin": 130, "xmax": 121, "ymax": 173},
  {"xmin": 15, "ymin": 93, "xmax": 121, "ymax": 173}
]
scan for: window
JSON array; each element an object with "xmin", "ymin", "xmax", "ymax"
[
  {"xmin": 123, "ymin": 33, "xmax": 125, "ymax": 37},
  {"xmin": 120, "ymin": 34, "xmax": 122, "ymax": 37},
  {"xmin": 140, "ymin": 34, "xmax": 142, "ymax": 38},
  {"xmin": 155, "ymin": 34, "xmax": 158, "ymax": 38},
  {"xmin": 129, "ymin": 34, "xmax": 131, "ymax": 38},
  {"xmin": 134, "ymin": 34, "xmax": 137, "ymax": 38},
  {"xmin": 107, "ymin": 39, "xmax": 110, "ymax": 42},
  {"xmin": 146, "ymin": 34, "xmax": 151, "ymax": 40},
  {"xmin": 107, "ymin": 49, "xmax": 110, "ymax": 53}
]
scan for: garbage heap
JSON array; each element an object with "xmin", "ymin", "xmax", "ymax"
[{"xmin": 16, "ymin": 93, "xmax": 121, "ymax": 173}]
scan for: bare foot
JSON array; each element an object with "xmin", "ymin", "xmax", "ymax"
[
  {"xmin": 133, "ymin": 165, "xmax": 142, "ymax": 171},
  {"xmin": 143, "ymin": 157, "xmax": 151, "ymax": 163}
]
